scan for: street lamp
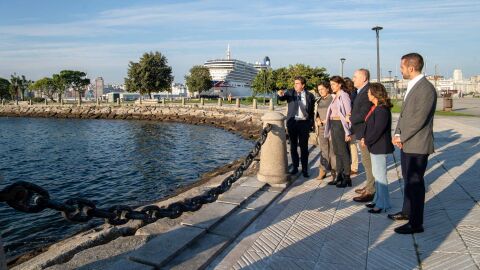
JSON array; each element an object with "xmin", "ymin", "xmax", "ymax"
[
  {"xmin": 340, "ymin": 58, "xmax": 346, "ymax": 77},
  {"xmin": 372, "ymin": 26, "xmax": 383, "ymax": 82}
]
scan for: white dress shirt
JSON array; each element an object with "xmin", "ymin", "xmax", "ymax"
[
  {"xmin": 404, "ymin": 74, "xmax": 424, "ymax": 101},
  {"xmin": 295, "ymin": 90, "xmax": 307, "ymax": 120}
]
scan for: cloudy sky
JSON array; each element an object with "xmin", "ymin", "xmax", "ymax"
[{"xmin": 1, "ymin": 0, "xmax": 479, "ymax": 84}]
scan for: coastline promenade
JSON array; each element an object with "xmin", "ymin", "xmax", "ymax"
[{"xmin": 208, "ymin": 115, "xmax": 480, "ymax": 269}]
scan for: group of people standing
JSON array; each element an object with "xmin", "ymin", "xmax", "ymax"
[{"xmin": 277, "ymin": 52, "xmax": 437, "ymax": 234}]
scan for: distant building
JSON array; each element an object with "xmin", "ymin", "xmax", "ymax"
[
  {"xmin": 453, "ymin": 69, "xmax": 463, "ymax": 82},
  {"xmin": 95, "ymin": 77, "xmax": 104, "ymax": 98}
]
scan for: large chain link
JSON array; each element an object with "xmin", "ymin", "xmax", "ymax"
[{"xmin": 0, "ymin": 124, "xmax": 272, "ymax": 225}]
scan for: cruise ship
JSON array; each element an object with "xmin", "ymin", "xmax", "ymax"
[{"xmin": 203, "ymin": 45, "xmax": 270, "ymax": 97}]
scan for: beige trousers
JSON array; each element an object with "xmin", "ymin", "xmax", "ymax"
[
  {"xmin": 350, "ymin": 141, "xmax": 359, "ymax": 172},
  {"xmin": 360, "ymin": 144, "xmax": 376, "ymax": 194}
]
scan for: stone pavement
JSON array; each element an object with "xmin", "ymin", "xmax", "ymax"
[{"xmin": 208, "ymin": 115, "xmax": 480, "ymax": 270}]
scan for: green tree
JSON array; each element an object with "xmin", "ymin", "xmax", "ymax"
[
  {"xmin": 52, "ymin": 73, "xmax": 67, "ymax": 102},
  {"xmin": 59, "ymin": 70, "xmax": 90, "ymax": 103},
  {"xmin": 125, "ymin": 51, "xmax": 174, "ymax": 98},
  {"xmin": 9, "ymin": 74, "xmax": 32, "ymax": 100},
  {"xmin": 30, "ymin": 77, "xmax": 57, "ymax": 102},
  {"xmin": 252, "ymin": 69, "xmax": 275, "ymax": 104},
  {"xmin": 272, "ymin": 67, "xmax": 290, "ymax": 90},
  {"xmin": 271, "ymin": 64, "xmax": 329, "ymax": 91},
  {"xmin": 0, "ymin": 77, "xmax": 10, "ymax": 100},
  {"xmin": 185, "ymin": 65, "xmax": 212, "ymax": 96}
]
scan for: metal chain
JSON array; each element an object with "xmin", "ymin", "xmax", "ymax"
[{"xmin": 0, "ymin": 124, "xmax": 272, "ymax": 226}]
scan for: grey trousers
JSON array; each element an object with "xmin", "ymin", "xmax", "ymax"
[{"xmin": 318, "ymin": 135, "xmax": 336, "ymax": 172}]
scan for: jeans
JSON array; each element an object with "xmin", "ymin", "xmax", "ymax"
[{"xmin": 370, "ymin": 153, "xmax": 391, "ymax": 210}]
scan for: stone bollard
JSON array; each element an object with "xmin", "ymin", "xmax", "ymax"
[
  {"xmin": 257, "ymin": 112, "xmax": 289, "ymax": 186},
  {"xmin": 45, "ymin": 99, "xmax": 48, "ymax": 106},
  {"xmin": 78, "ymin": 98, "xmax": 81, "ymax": 106},
  {"xmin": 182, "ymin": 97, "xmax": 185, "ymax": 106},
  {"xmin": 117, "ymin": 98, "xmax": 120, "ymax": 106},
  {"xmin": 218, "ymin": 98, "xmax": 223, "ymax": 107},
  {"xmin": 200, "ymin": 98, "xmax": 204, "ymax": 106},
  {"xmin": 1, "ymin": 236, "xmax": 7, "ymax": 270},
  {"xmin": 252, "ymin": 99, "xmax": 257, "ymax": 110},
  {"xmin": 269, "ymin": 99, "xmax": 274, "ymax": 111},
  {"xmin": 236, "ymin": 98, "xmax": 240, "ymax": 108},
  {"xmin": 161, "ymin": 98, "xmax": 165, "ymax": 105},
  {"xmin": 29, "ymin": 99, "xmax": 33, "ymax": 106},
  {"xmin": 96, "ymin": 98, "xmax": 100, "ymax": 106},
  {"xmin": 1, "ymin": 99, "xmax": 4, "ymax": 106}
]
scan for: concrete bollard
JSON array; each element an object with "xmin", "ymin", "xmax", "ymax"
[
  {"xmin": 200, "ymin": 98, "xmax": 204, "ymax": 106},
  {"xmin": 269, "ymin": 99, "xmax": 274, "ymax": 111},
  {"xmin": 252, "ymin": 99, "xmax": 257, "ymax": 110},
  {"xmin": 161, "ymin": 98, "xmax": 165, "ymax": 105},
  {"xmin": 257, "ymin": 112, "xmax": 289, "ymax": 186},
  {"xmin": 236, "ymin": 98, "xmax": 240, "ymax": 108},
  {"xmin": 45, "ymin": 99, "xmax": 48, "ymax": 106},
  {"xmin": 78, "ymin": 98, "xmax": 81, "ymax": 106},
  {"xmin": 29, "ymin": 99, "xmax": 33, "ymax": 106},
  {"xmin": 1, "ymin": 99, "xmax": 4, "ymax": 106},
  {"xmin": 117, "ymin": 98, "xmax": 120, "ymax": 106},
  {"xmin": 218, "ymin": 98, "xmax": 223, "ymax": 107},
  {"xmin": 182, "ymin": 97, "xmax": 185, "ymax": 106},
  {"xmin": 96, "ymin": 98, "xmax": 100, "ymax": 106},
  {"xmin": 1, "ymin": 236, "xmax": 7, "ymax": 270}
]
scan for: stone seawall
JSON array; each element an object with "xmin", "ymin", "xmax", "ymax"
[{"xmin": 0, "ymin": 104, "xmax": 266, "ymax": 139}]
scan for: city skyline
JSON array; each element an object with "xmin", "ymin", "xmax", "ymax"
[{"xmin": 1, "ymin": 0, "xmax": 479, "ymax": 84}]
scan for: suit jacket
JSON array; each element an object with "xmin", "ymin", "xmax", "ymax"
[
  {"xmin": 350, "ymin": 83, "xmax": 373, "ymax": 139},
  {"xmin": 278, "ymin": 89, "xmax": 316, "ymax": 129},
  {"xmin": 394, "ymin": 77, "xmax": 437, "ymax": 154},
  {"xmin": 363, "ymin": 105, "xmax": 395, "ymax": 154}
]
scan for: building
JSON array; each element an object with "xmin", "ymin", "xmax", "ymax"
[{"xmin": 95, "ymin": 77, "xmax": 104, "ymax": 99}]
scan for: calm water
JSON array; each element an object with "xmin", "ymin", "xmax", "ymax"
[{"xmin": 0, "ymin": 117, "xmax": 253, "ymax": 259}]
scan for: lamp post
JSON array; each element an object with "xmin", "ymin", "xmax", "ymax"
[
  {"xmin": 372, "ymin": 26, "xmax": 383, "ymax": 83},
  {"xmin": 340, "ymin": 58, "xmax": 346, "ymax": 77}
]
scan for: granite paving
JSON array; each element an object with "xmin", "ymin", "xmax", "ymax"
[{"xmin": 208, "ymin": 115, "xmax": 480, "ymax": 270}]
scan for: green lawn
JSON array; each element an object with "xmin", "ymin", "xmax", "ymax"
[{"xmin": 391, "ymin": 99, "xmax": 474, "ymax": 117}]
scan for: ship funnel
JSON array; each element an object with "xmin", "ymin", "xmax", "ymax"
[{"xmin": 227, "ymin": 44, "xmax": 231, "ymax": 60}]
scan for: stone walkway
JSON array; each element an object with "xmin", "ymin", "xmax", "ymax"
[{"xmin": 208, "ymin": 116, "xmax": 480, "ymax": 270}]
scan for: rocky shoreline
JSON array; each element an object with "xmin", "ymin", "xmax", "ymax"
[{"xmin": 0, "ymin": 104, "xmax": 265, "ymax": 139}]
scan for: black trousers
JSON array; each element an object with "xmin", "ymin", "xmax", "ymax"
[
  {"xmin": 401, "ymin": 150, "xmax": 429, "ymax": 227},
  {"xmin": 287, "ymin": 119, "xmax": 310, "ymax": 172},
  {"xmin": 330, "ymin": 120, "xmax": 351, "ymax": 175}
]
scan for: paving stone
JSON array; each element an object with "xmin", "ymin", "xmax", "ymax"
[
  {"xmin": 135, "ymin": 218, "xmax": 178, "ymax": 236},
  {"xmin": 233, "ymin": 249, "xmax": 269, "ymax": 270},
  {"xmin": 420, "ymin": 251, "xmax": 477, "ymax": 270},
  {"xmin": 314, "ymin": 261, "xmax": 360, "ymax": 270},
  {"xmin": 128, "ymin": 225, "xmax": 205, "ymax": 268},
  {"xmin": 161, "ymin": 233, "xmax": 229, "ymax": 270},
  {"xmin": 217, "ymin": 186, "xmax": 261, "ymax": 205},
  {"xmin": 181, "ymin": 202, "xmax": 237, "ymax": 229},
  {"xmin": 266, "ymin": 256, "xmax": 316, "ymax": 270},
  {"xmin": 457, "ymin": 228, "xmax": 480, "ymax": 249},
  {"xmin": 102, "ymin": 259, "xmax": 154, "ymax": 270},
  {"xmin": 241, "ymin": 190, "xmax": 281, "ymax": 211},
  {"xmin": 415, "ymin": 229, "xmax": 468, "ymax": 253},
  {"xmin": 210, "ymin": 208, "xmax": 260, "ymax": 239},
  {"xmin": 240, "ymin": 177, "xmax": 266, "ymax": 188},
  {"xmin": 367, "ymin": 246, "xmax": 419, "ymax": 270}
]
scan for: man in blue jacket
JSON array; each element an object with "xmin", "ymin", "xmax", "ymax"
[{"xmin": 277, "ymin": 76, "xmax": 316, "ymax": 177}]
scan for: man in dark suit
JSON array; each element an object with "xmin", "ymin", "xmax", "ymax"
[
  {"xmin": 350, "ymin": 69, "xmax": 376, "ymax": 202},
  {"xmin": 389, "ymin": 53, "xmax": 437, "ymax": 234},
  {"xmin": 277, "ymin": 76, "xmax": 316, "ymax": 177}
]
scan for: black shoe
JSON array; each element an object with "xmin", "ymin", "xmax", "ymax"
[
  {"xmin": 336, "ymin": 174, "xmax": 352, "ymax": 188},
  {"xmin": 365, "ymin": 203, "xmax": 376, "ymax": 208},
  {"xmin": 387, "ymin": 211, "xmax": 409, "ymax": 221},
  {"xmin": 302, "ymin": 171, "xmax": 309, "ymax": 178},
  {"xmin": 289, "ymin": 168, "xmax": 299, "ymax": 175},
  {"xmin": 394, "ymin": 223, "xmax": 424, "ymax": 234},
  {"xmin": 368, "ymin": 208, "xmax": 384, "ymax": 214},
  {"xmin": 328, "ymin": 173, "xmax": 343, "ymax": 185}
]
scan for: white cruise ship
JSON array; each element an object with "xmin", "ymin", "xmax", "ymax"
[{"xmin": 203, "ymin": 45, "xmax": 270, "ymax": 97}]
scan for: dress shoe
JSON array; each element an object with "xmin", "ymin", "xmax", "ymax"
[
  {"xmin": 302, "ymin": 171, "xmax": 310, "ymax": 178},
  {"xmin": 365, "ymin": 202, "xmax": 376, "ymax": 208},
  {"xmin": 289, "ymin": 168, "xmax": 299, "ymax": 175},
  {"xmin": 387, "ymin": 211, "xmax": 409, "ymax": 221},
  {"xmin": 355, "ymin": 187, "xmax": 366, "ymax": 194},
  {"xmin": 353, "ymin": 192, "xmax": 374, "ymax": 202},
  {"xmin": 317, "ymin": 169, "xmax": 326, "ymax": 180},
  {"xmin": 394, "ymin": 223, "xmax": 424, "ymax": 234},
  {"xmin": 328, "ymin": 172, "xmax": 343, "ymax": 185},
  {"xmin": 336, "ymin": 174, "xmax": 352, "ymax": 188},
  {"xmin": 331, "ymin": 170, "xmax": 336, "ymax": 179},
  {"xmin": 368, "ymin": 208, "xmax": 385, "ymax": 214}
]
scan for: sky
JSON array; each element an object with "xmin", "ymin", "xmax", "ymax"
[{"xmin": 1, "ymin": 0, "xmax": 479, "ymax": 84}]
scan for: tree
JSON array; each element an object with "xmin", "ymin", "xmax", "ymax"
[
  {"xmin": 252, "ymin": 69, "xmax": 275, "ymax": 104},
  {"xmin": 272, "ymin": 65, "xmax": 329, "ymax": 91},
  {"xmin": 52, "ymin": 73, "xmax": 67, "ymax": 102},
  {"xmin": 185, "ymin": 65, "xmax": 212, "ymax": 96},
  {"xmin": 272, "ymin": 67, "xmax": 290, "ymax": 90},
  {"xmin": 9, "ymin": 74, "xmax": 32, "ymax": 100},
  {"xmin": 30, "ymin": 77, "xmax": 57, "ymax": 102},
  {"xmin": 0, "ymin": 77, "xmax": 10, "ymax": 100},
  {"xmin": 125, "ymin": 51, "xmax": 174, "ymax": 98},
  {"xmin": 59, "ymin": 70, "xmax": 90, "ymax": 103}
]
